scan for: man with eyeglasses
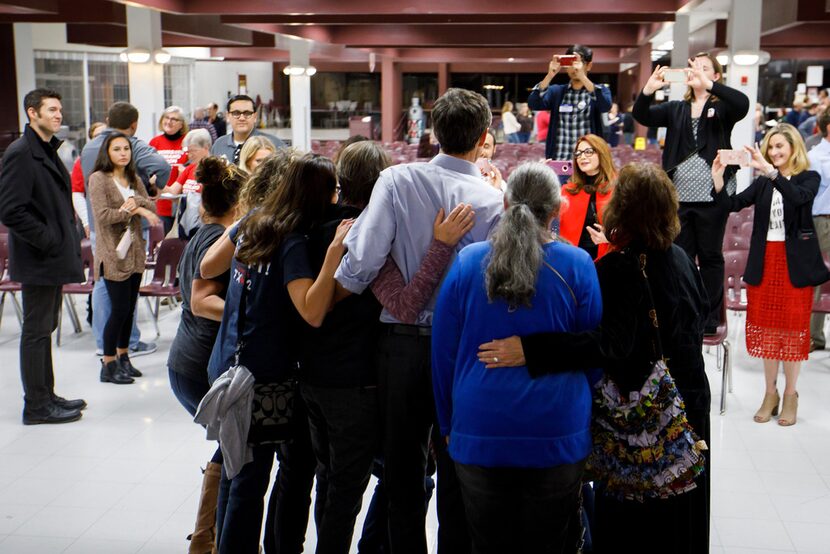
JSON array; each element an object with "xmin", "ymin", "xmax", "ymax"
[
  {"xmin": 210, "ymin": 95, "xmax": 284, "ymax": 165},
  {"xmin": 528, "ymin": 44, "xmax": 612, "ymax": 164}
]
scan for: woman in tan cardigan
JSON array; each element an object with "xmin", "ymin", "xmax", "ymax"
[{"xmin": 89, "ymin": 132, "xmax": 159, "ymax": 385}]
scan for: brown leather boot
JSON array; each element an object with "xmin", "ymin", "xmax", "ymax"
[{"xmin": 188, "ymin": 462, "xmax": 221, "ymax": 554}]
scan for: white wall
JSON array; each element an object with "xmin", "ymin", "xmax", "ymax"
[{"xmin": 193, "ymin": 61, "xmax": 274, "ymax": 112}]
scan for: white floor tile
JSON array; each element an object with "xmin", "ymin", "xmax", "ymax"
[
  {"xmin": 0, "ymin": 504, "xmax": 41, "ymax": 534},
  {"xmin": 48, "ymin": 480, "xmax": 134, "ymax": 510},
  {"xmin": 783, "ymin": 521, "xmax": 830, "ymax": 553},
  {"xmin": 0, "ymin": 534, "xmax": 74, "ymax": 553},
  {"xmin": 62, "ymin": 538, "xmax": 144, "ymax": 554},
  {"xmin": 710, "ymin": 490, "xmax": 779, "ymax": 520},
  {"xmin": 13, "ymin": 505, "xmax": 106, "ymax": 538},
  {"xmin": 716, "ymin": 516, "xmax": 795, "ymax": 550},
  {"xmin": 80, "ymin": 509, "xmax": 172, "ymax": 542}
]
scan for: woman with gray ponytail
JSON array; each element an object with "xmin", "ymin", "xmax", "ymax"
[{"xmin": 432, "ymin": 162, "xmax": 602, "ymax": 553}]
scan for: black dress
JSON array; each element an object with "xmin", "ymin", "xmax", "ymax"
[{"xmin": 521, "ymin": 244, "xmax": 711, "ymax": 554}]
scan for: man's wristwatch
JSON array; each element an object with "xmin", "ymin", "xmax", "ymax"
[{"xmin": 532, "ymin": 83, "xmax": 548, "ymax": 92}]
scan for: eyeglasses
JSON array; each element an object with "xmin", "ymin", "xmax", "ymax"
[
  {"xmin": 229, "ymin": 110, "xmax": 256, "ymax": 119},
  {"xmin": 573, "ymin": 147, "xmax": 597, "ymax": 159},
  {"xmin": 162, "ymin": 116, "xmax": 182, "ymax": 123}
]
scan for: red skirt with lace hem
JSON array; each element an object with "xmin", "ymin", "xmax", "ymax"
[{"xmin": 745, "ymin": 241, "xmax": 813, "ymax": 361}]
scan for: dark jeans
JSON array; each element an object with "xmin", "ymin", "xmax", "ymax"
[
  {"xmin": 20, "ymin": 284, "xmax": 62, "ymax": 410},
  {"xmin": 301, "ymin": 383, "xmax": 378, "ymax": 554},
  {"xmin": 358, "ymin": 461, "xmax": 435, "ymax": 554},
  {"xmin": 168, "ymin": 367, "xmax": 209, "ymax": 417},
  {"xmin": 676, "ymin": 202, "xmax": 728, "ymax": 328},
  {"xmin": 160, "ymin": 214, "xmax": 175, "ymax": 236},
  {"xmin": 378, "ymin": 327, "xmax": 470, "ymax": 554},
  {"xmin": 455, "ymin": 460, "xmax": 586, "ymax": 554},
  {"xmin": 216, "ymin": 394, "xmax": 317, "ymax": 554},
  {"xmin": 102, "ymin": 273, "xmax": 141, "ymax": 356}
]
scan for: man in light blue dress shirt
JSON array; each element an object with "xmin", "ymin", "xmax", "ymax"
[
  {"xmin": 336, "ymin": 88, "xmax": 503, "ymax": 554},
  {"xmin": 808, "ymin": 108, "xmax": 830, "ymax": 350}
]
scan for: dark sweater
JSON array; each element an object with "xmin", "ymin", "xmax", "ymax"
[
  {"xmin": 301, "ymin": 204, "xmax": 382, "ymax": 387},
  {"xmin": 522, "ymin": 244, "xmax": 710, "ymax": 412},
  {"xmin": 633, "ymin": 81, "xmax": 750, "ymax": 184}
]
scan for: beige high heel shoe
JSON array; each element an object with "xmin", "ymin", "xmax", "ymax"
[
  {"xmin": 778, "ymin": 392, "xmax": 798, "ymax": 426},
  {"xmin": 753, "ymin": 391, "xmax": 780, "ymax": 423}
]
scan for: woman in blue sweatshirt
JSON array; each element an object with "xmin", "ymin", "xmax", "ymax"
[{"xmin": 432, "ymin": 162, "xmax": 602, "ymax": 554}]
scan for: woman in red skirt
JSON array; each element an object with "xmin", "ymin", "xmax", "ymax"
[{"xmin": 712, "ymin": 123, "xmax": 830, "ymax": 426}]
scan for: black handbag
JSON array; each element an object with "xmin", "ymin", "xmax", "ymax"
[{"xmin": 235, "ymin": 265, "xmax": 296, "ymax": 447}]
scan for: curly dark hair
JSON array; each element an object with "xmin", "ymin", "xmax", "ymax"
[{"xmin": 602, "ymin": 163, "xmax": 680, "ymax": 251}]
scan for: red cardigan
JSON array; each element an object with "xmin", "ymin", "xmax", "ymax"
[{"xmin": 559, "ymin": 182, "xmax": 613, "ymax": 260}]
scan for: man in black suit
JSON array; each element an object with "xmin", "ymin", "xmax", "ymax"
[{"xmin": 0, "ymin": 88, "xmax": 86, "ymax": 424}]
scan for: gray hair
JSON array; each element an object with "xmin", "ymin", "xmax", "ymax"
[
  {"xmin": 183, "ymin": 128, "xmax": 212, "ymax": 149},
  {"xmin": 485, "ymin": 162, "xmax": 561, "ymax": 308}
]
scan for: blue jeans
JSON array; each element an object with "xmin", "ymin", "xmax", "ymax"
[
  {"xmin": 506, "ymin": 133, "xmax": 520, "ymax": 143},
  {"xmin": 92, "ymin": 278, "xmax": 141, "ymax": 351},
  {"xmin": 168, "ymin": 367, "xmax": 209, "ymax": 417}
]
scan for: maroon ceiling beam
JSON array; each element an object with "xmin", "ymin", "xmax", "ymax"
[
  {"xmin": 797, "ymin": 0, "xmax": 830, "ymax": 21},
  {"xmin": 161, "ymin": 13, "xmax": 267, "ymax": 46},
  {"xmin": 119, "ymin": 0, "xmax": 679, "ymax": 15},
  {"xmin": 272, "ymin": 23, "xmax": 639, "ymax": 48},
  {"xmin": 393, "ymin": 47, "xmax": 626, "ymax": 63},
  {"xmin": 767, "ymin": 47, "xmax": 830, "ymax": 60},
  {"xmin": 0, "ymin": 0, "xmax": 56, "ymax": 14},
  {"xmin": 221, "ymin": 13, "xmax": 674, "ymax": 25},
  {"xmin": 0, "ymin": 0, "xmax": 124, "ymax": 23},
  {"xmin": 66, "ymin": 22, "xmax": 261, "ymax": 48},
  {"xmin": 761, "ymin": 23, "xmax": 830, "ymax": 47}
]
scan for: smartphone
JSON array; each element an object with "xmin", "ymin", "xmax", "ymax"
[
  {"xmin": 475, "ymin": 157, "xmax": 493, "ymax": 175},
  {"xmin": 663, "ymin": 69, "xmax": 687, "ymax": 83},
  {"xmin": 557, "ymin": 55, "xmax": 577, "ymax": 67},
  {"xmin": 718, "ymin": 149, "xmax": 750, "ymax": 166},
  {"xmin": 546, "ymin": 160, "xmax": 573, "ymax": 176}
]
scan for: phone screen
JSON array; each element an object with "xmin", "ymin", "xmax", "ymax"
[
  {"xmin": 663, "ymin": 69, "xmax": 686, "ymax": 83},
  {"xmin": 557, "ymin": 55, "xmax": 577, "ymax": 67}
]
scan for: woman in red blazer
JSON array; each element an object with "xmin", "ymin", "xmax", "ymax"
[{"xmin": 558, "ymin": 133, "xmax": 617, "ymax": 259}]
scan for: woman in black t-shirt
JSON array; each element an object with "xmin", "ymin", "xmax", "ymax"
[
  {"xmin": 166, "ymin": 157, "xmax": 244, "ymax": 553},
  {"xmin": 200, "ymin": 153, "xmax": 353, "ymax": 554}
]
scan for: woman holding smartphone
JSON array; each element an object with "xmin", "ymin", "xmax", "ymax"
[
  {"xmin": 633, "ymin": 52, "xmax": 749, "ymax": 334},
  {"xmin": 712, "ymin": 124, "xmax": 829, "ymax": 426},
  {"xmin": 89, "ymin": 132, "xmax": 160, "ymax": 384},
  {"xmin": 558, "ymin": 134, "xmax": 617, "ymax": 260}
]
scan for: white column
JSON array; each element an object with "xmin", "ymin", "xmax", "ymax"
[
  {"xmin": 669, "ymin": 14, "xmax": 691, "ymax": 101},
  {"xmin": 13, "ymin": 23, "xmax": 35, "ymax": 132},
  {"xmin": 289, "ymin": 41, "xmax": 312, "ymax": 152},
  {"xmin": 727, "ymin": 0, "xmax": 762, "ymax": 192},
  {"xmin": 126, "ymin": 6, "xmax": 165, "ymax": 141}
]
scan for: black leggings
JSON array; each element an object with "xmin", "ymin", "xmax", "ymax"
[{"xmin": 103, "ymin": 273, "xmax": 142, "ymax": 356}]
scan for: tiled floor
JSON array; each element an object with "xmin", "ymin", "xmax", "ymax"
[{"xmin": 0, "ymin": 298, "xmax": 828, "ymax": 553}]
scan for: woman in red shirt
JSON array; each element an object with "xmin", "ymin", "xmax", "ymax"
[
  {"xmin": 149, "ymin": 106, "xmax": 189, "ymax": 234},
  {"xmin": 558, "ymin": 133, "xmax": 617, "ymax": 260}
]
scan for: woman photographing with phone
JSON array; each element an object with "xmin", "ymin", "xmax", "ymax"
[
  {"xmin": 634, "ymin": 52, "xmax": 749, "ymax": 334},
  {"xmin": 712, "ymin": 124, "xmax": 829, "ymax": 426},
  {"xmin": 89, "ymin": 132, "xmax": 160, "ymax": 384}
]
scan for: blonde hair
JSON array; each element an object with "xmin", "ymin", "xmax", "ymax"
[
  {"xmin": 761, "ymin": 123, "xmax": 810, "ymax": 176},
  {"xmin": 501, "ymin": 101, "xmax": 514, "ymax": 114},
  {"xmin": 157, "ymin": 106, "xmax": 189, "ymax": 135},
  {"xmin": 238, "ymin": 136, "xmax": 277, "ymax": 173}
]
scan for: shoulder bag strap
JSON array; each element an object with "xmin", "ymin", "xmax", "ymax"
[
  {"xmin": 542, "ymin": 260, "xmax": 578, "ymax": 306},
  {"xmin": 234, "ymin": 263, "xmax": 249, "ymax": 366},
  {"xmin": 637, "ymin": 253, "xmax": 665, "ymax": 362}
]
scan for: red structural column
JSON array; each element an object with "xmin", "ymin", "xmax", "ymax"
[
  {"xmin": 381, "ymin": 55, "xmax": 402, "ymax": 142},
  {"xmin": 438, "ymin": 62, "xmax": 449, "ymax": 96}
]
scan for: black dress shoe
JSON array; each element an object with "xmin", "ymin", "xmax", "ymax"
[
  {"xmin": 52, "ymin": 395, "xmax": 87, "ymax": 411},
  {"xmin": 23, "ymin": 403, "xmax": 82, "ymax": 425},
  {"xmin": 118, "ymin": 354, "xmax": 142, "ymax": 378},
  {"xmin": 810, "ymin": 341, "xmax": 825, "ymax": 353}
]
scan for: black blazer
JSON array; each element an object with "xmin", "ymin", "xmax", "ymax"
[
  {"xmin": 0, "ymin": 125, "xmax": 83, "ymax": 285},
  {"xmin": 633, "ymin": 81, "xmax": 750, "ymax": 184},
  {"xmin": 714, "ymin": 170, "xmax": 830, "ymax": 287}
]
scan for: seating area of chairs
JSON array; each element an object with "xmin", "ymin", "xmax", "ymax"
[{"xmin": 310, "ymin": 140, "xmax": 664, "ymax": 181}]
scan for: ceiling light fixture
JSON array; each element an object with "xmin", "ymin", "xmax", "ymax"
[
  {"xmin": 282, "ymin": 65, "xmax": 317, "ymax": 76},
  {"xmin": 153, "ymin": 49, "xmax": 171, "ymax": 64},
  {"xmin": 119, "ymin": 47, "xmax": 151, "ymax": 64},
  {"xmin": 732, "ymin": 49, "xmax": 770, "ymax": 66}
]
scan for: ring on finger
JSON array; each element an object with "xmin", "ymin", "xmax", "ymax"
[{"xmin": 493, "ymin": 356, "xmax": 499, "ymax": 363}]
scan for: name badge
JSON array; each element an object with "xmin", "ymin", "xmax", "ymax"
[
  {"xmin": 577, "ymin": 100, "xmax": 587, "ymax": 110},
  {"xmin": 560, "ymin": 104, "xmax": 575, "ymax": 113},
  {"xmin": 707, "ymin": 108, "xmax": 715, "ymax": 118}
]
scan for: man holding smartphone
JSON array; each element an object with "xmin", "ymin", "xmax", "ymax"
[{"xmin": 528, "ymin": 44, "xmax": 612, "ymax": 162}]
